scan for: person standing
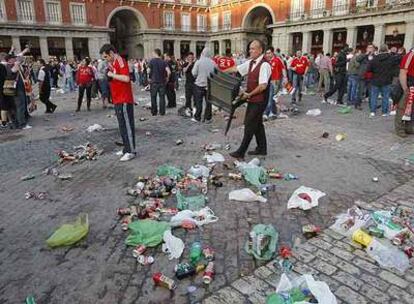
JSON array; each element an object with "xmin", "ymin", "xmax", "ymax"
[
  {"xmin": 64, "ymin": 60, "xmax": 75, "ymax": 92},
  {"xmin": 148, "ymin": 49, "xmax": 170, "ymax": 116},
  {"xmin": 264, "ymin": 46, "xmax": 285, "ymax": 119},
  {"xmin": 316, "ymin": 51, "xmax": 332, "ymax": 96},
  {"xmin": 182, "ymin": 52, "xmax": 195, "ymax": 115},
  {"xmin": 50, "ymin": 61, "xmax": 60, "ymax": 89},
  {"xmin": 367, "ymin": 44, "xmax": 399, "ymax": 117},
  {"xmin": 191, "ymin": 47, "xmax": 216, "ymax": 123},
  {"xmin": 323, "ymin": 45, "xmax": 348, "ymax": 104},
  {"xmin": 395, "ymin": 49, "xmax": 414, "ymax": 137},
  {"xmin": 290, "ymin": 50, "xmax": 309, "ymax": 105},
  {"xmin": 165, "ymin": 54, "xmax": 177, "ymax": 108},
  {"xmin": 75, "ymin": 58, "xmax": 94, "ymax": 112},
  {"xmin": 100, "ymin": 44, "xmax": 136, "ymax": 161},
  {"xmin": 225, "ymin": 40, "xmax": 271, "ymax": 159},
  {"xmin": 0, "ymin": 52, "xmax": 11, "ymax": 128},
  {"xmin": 347, "ymin": 49, "xmax": 361, "ymax": 109},
  {"xmin": 37, "ymin": 59, "xmax": 57, "ymax": 113}
]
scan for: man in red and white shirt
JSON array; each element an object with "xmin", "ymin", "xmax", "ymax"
[
  {"xmin": 100, "ymin": 44, "xmax": 136, "ymax": 161},
  {"xmin": 290, "ymin": 50, "xmax": 309, "ymax": 104},
  {"xmin": 264, "ymin": 46, "xmax": 286, "ymax": 119},
  {"xmin": 395, "ymin": 49, "xmax": 414, "ymax": 137}
]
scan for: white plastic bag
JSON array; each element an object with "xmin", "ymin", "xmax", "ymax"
[
  {"xmin": 188, "ymin": 165, "xmax": 210, "ymax": 178},
  {"xmin": 229, "ymin": 188, "xmax": 267, "ymax": 203},
  {"xmin": 170, "ymin": 207, "xmax": 218, "ymax": 227},
  {"xmin": 203, "ymin": 152, "xmax": 225, "ymax": 163},
  {"xmin": 86, "ymin": 124, "xmax": 105, "ymax": 132},
  {"xmin": 287, "ymin": 186, "xmax": 326, "ymax": 210},
  {"xmin": 330, "ymin": 206, "xmax": 371, "ymax": 237},
  {"xmin": 162, "ymin": 230, "xmax": 184, "ymax": 260},
  {"xmin": 366, "ymin": 239, "xmax": 410, "ymax": 273},
  {"xmin": 306, "ymin": 108, "xmax": 322, "ymax": 117}
]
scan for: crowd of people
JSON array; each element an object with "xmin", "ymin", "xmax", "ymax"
[{"xmin": 0, "ymin": 40, "xmax": 413, "ymax": 151}]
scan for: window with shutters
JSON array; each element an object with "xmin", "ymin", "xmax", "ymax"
[
  {"xmin": 210, "ymin": 14, "xmax": 218, "ymax": 32},
  {"xmin": 0, "ymin": 0, "xmax": 6, "ymax": 21},
  {"xmin": 181, "ymin": 13, "xmax": 190, "ymax": 31},
  {"xmin": 46, "ymin": 1, "xmax": 62, "ymax": 24},
  {"xmin": 290, "ymin": 0, "xmax": 305, "ymax": 20},
  {"xmin": 332, "ymin": 0, "xmax": 349, "ymax": 16},
  {"xmin": 70, "ymin": 2, "xmax": 86, "ymax": 25},
  {"xmin": 311, "ymin": 0, "xmax": 325, "ymax": 18},
  {"xmin": 223, "ymin": 11, "xmax": 231, "ymax": 30},
  {"xmin": 17, "ymin": 0, "xmax": 35, "ymax": 23},
  {"xmin": 197, "ymin": 14, "xmax": 206, "ymax": 32},
  {"xmin": 164, "ymin": 11, "xmax": 174, "ymax": 30}
]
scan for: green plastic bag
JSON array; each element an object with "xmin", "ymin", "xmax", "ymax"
[
  {"xmin": 245, "ymin": 224, "xmax": 278, "ymax": 261},
  {"xmin": 338, "ymin": 106, "xmax": 352, "ymax": 114},
  {"xmin": 126, "ymin": 220, "xmax": 170, "ymax": 247},
  {"xmin": 266, "ymin": 294, "xmax": 285, "ymax": 304},
  {"xmin": 46, "ymin": 213, "xmax": 89, "ymax": 248},
  {"xmin": 176, "ymin": 190, "xmax": 206, "ymax": 211},
  {"xmin": 241, "ymin": 166, "xmax": 268, "ymax": 188},
  {"xmin": 156, "ymin": 165, "xmax": 184, "ymax": 179}
]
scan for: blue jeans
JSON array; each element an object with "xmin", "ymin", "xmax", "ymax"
[
  {"xmin": 292, "ymin": 73, "xmax": 303, "ymax": 103},
  {"xmin": 370, "ymin": 85, "xmax": 390, "ymax": 114},
  {"xmin": 66, "ymin": 77, "xmax": 75, "ymax": 91},
  {"xmin": 264, "ymin": 82, "xmax": 276, "ymax": 115},
  {"xmin": 347, "ymin": 75, "xmax": 360, "ymax": 105}
]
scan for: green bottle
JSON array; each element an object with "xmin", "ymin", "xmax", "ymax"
[
  {"xmin": 25, "ymin": 296, "xmax": 36, "ymax": 304},
  {"xmin": 189, "ymin": 242, "xmax": 202, "ymax": 265}
]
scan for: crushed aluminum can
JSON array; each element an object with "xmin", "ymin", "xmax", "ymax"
[
  {"xmin": 153, "ymin": 272, "xmax": 176, "ymax": 290},
  {"xmin": 132, "ymin": 245, "xmax": 146, "ymax": 258},
  {"xmin": 228, "ymin": 173, "xmax": 242, "ymax": 180},
  {"xmin": 21, "ymin": 174, "xmax": 35, "ymax": 181},
  {"xmin": 404, "ymin": 246, "xmax": 414, "ymax": 258},
  {"xmin": 203, "ymin": 246, "xmax": 215, "ymax": 261},
  {"xmin": 137, "ymin": 255, "xmax": 154, "ymax": 265},
  {"xmin": 392, "ymin": 231, "xmax": 408, "ymax": 246},
  {"xmin": 203, "ymin": 262, "xmax": 214, "ymax": 284},
  {"xmin": 117, "ymin": 208, "xmax": 131, "ymax": 216},
  {"xmin": 121, "ymin": 216, "xmax": 132, "ymax": 231}
]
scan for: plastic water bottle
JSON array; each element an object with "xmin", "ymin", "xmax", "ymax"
[
  {"xmin": 190, "ymin": 242, "xmax": 203, "ymax": 265},
  {"xmin": 367, "ymin": 239, "xmax": 409, "ymax": 273}
]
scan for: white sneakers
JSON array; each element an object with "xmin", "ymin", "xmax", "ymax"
[
  {"xmin": 370, "ymin": 112, "xmax": 376, "ymax": 118},
  {"xmin": 120, "ymin": 153, "xmax": 136, "ymax": 162},
  {"xmin": 115, "ymin": 150, "xmax": 124, "ymax": 156},
  {"xmin": 22, "ymin": 125, "xmax": 32, "ymax": 130}
]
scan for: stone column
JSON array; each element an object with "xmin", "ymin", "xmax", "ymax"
[
  {"xmin": 240, "ymin": 38, "xmax": 248, "ymax": 55},
  {"xmin": 404, "ymin": 21, "xmax": 414, "ymax": 49},
  {"xmin": 323, "ymin": 29, "xmax": 333, "ymax": 54},
  {"xmin": 174, "ymin": 40, "xmax": 181, "ymax": 59},
  {"xmin": 65, "ymin": 37, "xmax": 74, "ymax": 60},
  {"xmin": 11, "ymin": 36, "xmax": 21, "ymax": 53},
  {"xmin": 39, "ymin": 37, "xmax": 49, "ymax": 59},
  {"xmin": 302, "ymin": 31, "xmax": 312, "ymax": 53},
  {"xmin": 272, "ymin": 32, "xmax": 280, "ymax": 49},
  {"xmin": 278, "ymin": 32, "xmax": 291, "ymax": 55},
  {"xmin": 190, "ymin": 40, "xmax": 197, "ymax": 54},
  {"xmin": 88, "ymin": 37, "xmax": 100, "ymax": 59},
  {"xmin": 373, "ymin": 24, "xmax": 385, "ymax": 47},
  {"xmin": 346, "ymin": 26, "xmax": 358, "ymax": 49}
]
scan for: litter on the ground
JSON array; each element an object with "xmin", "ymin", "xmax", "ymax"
[
  {"xmin": 335, "ymin": 133, "xmax": 346, "ymax": 142},
  {"xmin": 245, "ymin": 224, "xmax": 278, "ymax": 261},
  {"xmin": 57, "ymin": 143, "xmax": 103, "ymax": 163},
  {"xmin": 25, "ymin": 191, "xmax": 47, "ymax": 200},
  {"xmin": 21, "ymin": 174, "xmax": 35, "ymax": 181},
  {"xmin": 229, "ymin": 188, "xmax": 267, "ymax": 203},
  {"xmin": 287, "ymin": 186, "xmax": 326, "ymax": 210},
  {"xmin": 306, "ymin": 108, "xmax": 322, "ymax": 116},
  {"xmin": 86, "ymin": 123, "xmax": 105, "ymax": 132},
  {"xmin": 203, "ymin": 152, "xmax": 225, "ymax": 163},
  {"xmin": 46, "ymin": 213, "xmax": 89, "ymax": 248},
  {"xmin": 162, "ymin": 230, "xmax": 184, "ymax": 260}
]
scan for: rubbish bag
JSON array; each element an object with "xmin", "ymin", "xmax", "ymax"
[
  {"xmin": 203, "ymin": 152, "xmax": 225, "ymax": 163},
  {"xmin": 287, "ymin": 186, "xmax": 326, "ymax": 210},
  {"xmin": 366, "ymin": 238, "xmax": 410, "ymax": 273},
  {"xmin": 306, "ymin": 108, "xmax": 322, "ymax": 116},
  {"xmin": 46, "ymin": 213, "xmax": 89, "ymax": 248},
  {"xmin": 86, "ymin": 123, "xmax": 105, "ymax": 132},
  {"xmin": 126, "ymin": 220, "xmax": 170, "ymax": 247},
  {"xmin": 229, "ymin": 188, "xmax": 267, "ymax": 203},
  {"xmin": 188, "ymin": 165, "xmax": 210, "ymax": 178},
  {"xmin": 371, "ymin": 210, "xmax": 404, "ymax": 239},
  {"xmin": 245, "ymin": 224, "xmax": 278, "ymax": 260},
  {"xmin": 330, "ymin": 206, "xmax": 371, "ymax": 237},
  {"xmin": 338, "ymin": 106, "xmax": 352, "ymax": 114},
  {"xmin": 170, "ymin": 207, "xmax": 218, "ymax": 227},
  {"xmin": 236, "ymin": 158, "xmax": 268, "ymax": 187},
  {"xmin": 162, "ymin": 230, "xmax": 184, "ymax": 260},
  {"xmin": 156, "ymin": 165, "xmax": 184, "ymax": 179},
  {"xmin": 176, "ymin": 190, "xmax": 206, "ymax": 211}
]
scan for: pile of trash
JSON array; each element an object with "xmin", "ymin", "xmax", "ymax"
[
  {"xmin": 331, "ymin": 204, "xmax": 414, "ymax": 272},
  {"xmin": 57, "ymin": 143, "xmax": 103, "ymax": 164}
]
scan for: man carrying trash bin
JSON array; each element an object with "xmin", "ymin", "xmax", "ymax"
[
  {"xmin": 99, "ymin": 44, "xmax": 136, "ymax": 162},
  {"xmin": 224, "ymin": 39, "xmax": 272, "ymax": 159}
]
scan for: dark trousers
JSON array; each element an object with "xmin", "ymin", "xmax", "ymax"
[
  {"xmin": 236, "ymin": 101, "xmax": 267, "ymax": 156},
  {"xmin": 150, "ymin": 83, "xmax": 166, "ymax": 115},
  {"xmin": 166, "ymin": 82, "xmax": 176, "ymax": 108},
  {"xmin": 194, "ymin": 85, "xmax": 212, "ymax": 121},
  {"xmin": 115, "ymin": 103, "xmax": 136, "ymax": 154},
  {"xmin": 325, "ymin": 73, "xmax": 347, "ymax": 103},
  {"xmin": 185, "ymin": 82, "xmax": 194, "ymax": 109},
  {"xmin": 52, "ymin": 76, "xmax": 58, "ymax": 88},
  {"xmin": 39, "ymin": 89, "xmax": 55, "ymax": 112},
  {"xmin": 78, "ymin": 85, "xmax": 92, "ymax": 110},
  {"xmin": 13, "ymin": 91, "xmax": 27, "ymax": 128}
]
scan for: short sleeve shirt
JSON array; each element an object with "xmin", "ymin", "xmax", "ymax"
[
  {"xmin": 291, "ymin": 56, "xmax": 309, "ymax": 75},
  {"xmin": 37, "ymin": 69, "xmax": 45, "ymax": 82},
  {"xmin": 237, "ymin": 55, "xmax": 271, "ymax": 85},
  {"xmin": 400, "ymin": 51, "xmax": 414, "ymax": 77},
  {"xmin": 109, "ymin": 55, "xmax": 134, "ymax": 104},
  {"xmin": 269, "ymin": 56, "xmax": 285, "ymax": 81}
]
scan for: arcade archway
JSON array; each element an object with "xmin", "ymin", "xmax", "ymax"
[
  {"xmin": 242, "ymin": 4, "xmax": 275, "ymax": 48},
  {"xmin": 107, "ymin": 7, "xmax": 147, "ymax": 59}
]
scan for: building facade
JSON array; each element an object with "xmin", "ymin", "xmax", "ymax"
[{"xmin": 0, "ymin": 0, "xmax": 413, "ymax": 60}]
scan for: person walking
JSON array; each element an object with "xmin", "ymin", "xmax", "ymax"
[
  {"xmin": 264, "ymin": 46, "xmax": 285, "ymax": 119},
  {"xmin": 323, "ymin": 45, "xmax": 349, "ymax": 104},
  {"xmin": 315, "ymin": 51, "xmax": 332, "ymax": 96},
  {"xmin": 225, "ymin": 40, "xmax": 271, "ymax": 159},
  {"xmin": 37, "ymin": 59, "xmax": 57, "ymax": 113},
  {"xmin": 165, "ymin": 54, "xmax": 177, "ymax": 108},
  {"xmin": 148, "ymin": 49, "xmax": 170, "ymax": 116},
  {"xmin": 191, "ymin": 47, "xmax": 216, "ymax": 123},
  {"xmin": 367, "ymin": 44, "xmax": 400, "ymax": 117},
  {"xmin": 290, "ymin": 50, "xmax": 309, "ymax": 105},
  {"xmin": 75, "ymin": 58, "xmax": 94, "ymax": 112},
  {"xmin": 182, "ymin": 52, "xmax": 195, "ymax": 116},
  {"xmin": 100, "ymin": 44, "xmax": 136, "ymax": 161}
]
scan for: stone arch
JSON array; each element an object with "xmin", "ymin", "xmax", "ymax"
[
  {"xmin": 241, "ymin": 3, "xmax": 276, "ymax": 30},
  {"xmin": 106, "ymin": 6, "xmax": 148, "ymax": 29}
]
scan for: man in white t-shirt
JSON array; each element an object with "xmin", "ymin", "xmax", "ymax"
[{"xmin": 37, "ymin": 59, "xmax": 57, "ymax": 113}]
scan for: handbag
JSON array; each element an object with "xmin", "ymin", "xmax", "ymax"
[{"xmin": 3, "ymin": 79, "xmax": 17, "ymax": 96}]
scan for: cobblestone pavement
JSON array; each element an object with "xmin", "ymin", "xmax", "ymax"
[{"xmin": 0, "ymin": 84, "xmax": 413, "ymax": 304}]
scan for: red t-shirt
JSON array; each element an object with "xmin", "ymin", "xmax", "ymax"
[
  {"xmin": 291, "ymin": 56, "xmax": 309, "ymax": 75},
  {"xmin": 269, "ymin": 56, "xmax": 285, "ymax": 81},
  {"xmin": 400, "ymin": 51, "xmax": 414, "ymax": 77},
  {"xmin": 109, "ymin": 56, "xmax": 134, "ymax": 104},
  {"xmin": 76, "ymin": 66, "xmax": 94, "ymax": 86},
  {"xmin": 214, "ymin": 56, "xmax": 235, "ymax": 71}
]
